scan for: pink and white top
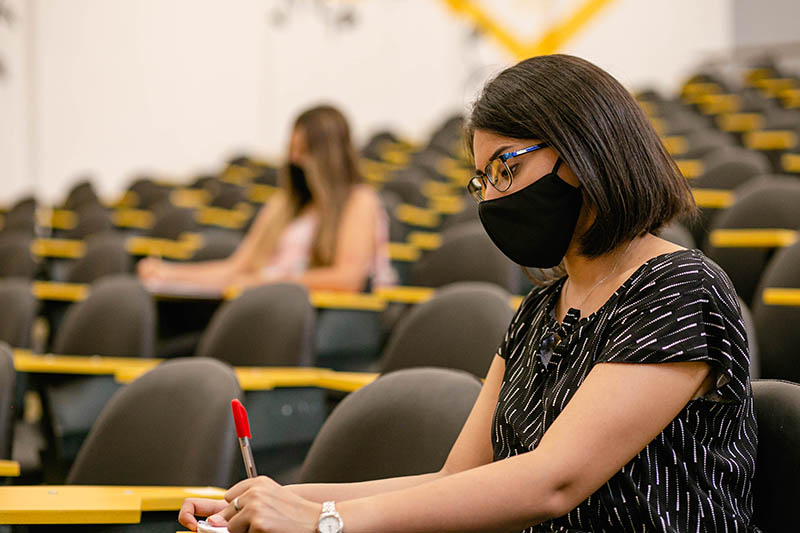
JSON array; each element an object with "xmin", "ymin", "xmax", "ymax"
[{"xmin": 261, "ymin": 200, "xmax": 397, "ymax": 289}]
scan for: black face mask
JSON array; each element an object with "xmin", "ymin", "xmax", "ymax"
[
  {"xmin": 288, "ymin": 163, "xmax": 312, "ymax": 207},
  {"xmin": 478, "ymin": 158, "xmax": 583, "ymax": 268}
]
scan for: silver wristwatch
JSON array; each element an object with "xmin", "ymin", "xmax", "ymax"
[{"xmin": 317, "ymin": 501, "xmax": 344, "ymax": 533}]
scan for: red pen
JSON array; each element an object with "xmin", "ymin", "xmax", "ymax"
[{"xmin": 231, "ymin": 399, "xmax": 258, "ymax": 478}]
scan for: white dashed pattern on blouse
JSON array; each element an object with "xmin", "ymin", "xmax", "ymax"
[{"xmin": 492, "ymin": 249, "xmax": 759, "ymax": 533}]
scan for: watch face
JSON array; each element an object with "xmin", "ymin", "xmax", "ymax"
[{"xmin": 318, "ymin": 515, "xmax": 342, "ymax": 533}]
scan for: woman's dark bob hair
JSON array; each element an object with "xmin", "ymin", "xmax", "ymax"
[{"xmin": 466, "ymin": 54, "xmax": 698, "ymax": 258}]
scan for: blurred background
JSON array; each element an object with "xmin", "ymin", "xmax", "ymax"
[{"xmin": 0, "ymin": 0, "xmax": 795, "ymax": 204}]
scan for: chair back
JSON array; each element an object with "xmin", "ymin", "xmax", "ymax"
[
  {"xmin": 197, "ymin": 283, "xmax": 315, "ymax": 367},
  {"xmin": 299, "ymin": 367, "xmax": 481, "ymax": 483},
  {"xmin": 66, "ymin": 357, "xmax": 242, "ymax": 486}
]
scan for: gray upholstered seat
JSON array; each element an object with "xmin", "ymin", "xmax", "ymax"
[
  {"xmin": 751, "ymin": 380, "xmax": 800, "ymax": 531},
  {"xmin": 0, "ymin": 232, "xmax": 38, "ymax": 279},
  {"xmin": 196, "ymin": 282, "xmax": 315, "ymax": 367},
  {"xmin": 0, "ymin": 343, "xmax": 15, "ymax": 459},
  {"xmin": 66, "ymin": 233, "xmax": 132, "ymax": 284},
  {"xmin": 411, "ymin": 221, "xmax": 519, "ymax": 292},
  {"xmin": 0, "ymin": 278, "xmax": 38, "ymax": 348},
  {"xmin": 379, "ymin": 281, "xmax": 513, "ymax": 378},
  {"xmin": 43, "ymin": 275, "xmax": 156, "ymax": 469},
  {"xmin": 752, "ymin": 240, "xmax": 800, "ymax": 381},
  {"xmin": 66, "ymin": 357, "xmax": 242, "ymax": 486},
  {"xmin": 299, "ymin": 367, "xmax": 481, "ymax": 483},
  {"xmin": 704, "ymin": 177, "xmax": 800, "ymax": 306},
  {"xmin": 53, "ymin": 274, "xmax": 155, "ymax": 357}
]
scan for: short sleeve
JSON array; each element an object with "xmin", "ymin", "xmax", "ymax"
[{"xmin": 596, "ymin": 269, "xmax": 750, "ymax": 404}]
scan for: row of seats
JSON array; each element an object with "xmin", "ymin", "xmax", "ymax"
[{"xmin": 1, "ymin": 273, "xmax": 513, "ymax": 481}]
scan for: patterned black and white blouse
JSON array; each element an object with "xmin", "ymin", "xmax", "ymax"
[{"xmin": 493, "ymin": 249, "xmax": 759, "ymax": 532}]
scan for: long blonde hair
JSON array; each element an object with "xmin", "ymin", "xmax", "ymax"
[{"xmin": 261, "ymin": 105, "xmax": 364, "ymax": 267}]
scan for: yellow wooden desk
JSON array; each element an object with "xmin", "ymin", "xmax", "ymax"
[
  {"xmin": 0, "ymin": 485, "xmax": 141, "ymax": 524},
  {"xmin": 754, "ymin": 77, "xmax": 797, "ymax": 97},
  {"xmin": 675, "ymin": 159, "xmax": 704, "ymax": 179},
  {"xmin": 0, "ymin": 485, "xmax": 225, "ymax": 524},
  {"xmin": 233, "ymin": 367, "xmax": 325, "ymax": 391},
  {"xmin": 376, "ymin": 286, "xmax": 525, "ymax": 309},
  {"xmin": 375, "ymin": 285, "xmax": 435, "ymax": 304},
  {"xmin": 247, "ymin": 183, "xmax": 279, "ymax": 204},
  {"xmin": 387, "ymin": 242, "xmax": 421, "ymax": 262},
  {"xmin": 218, "ymin": 285, "xmax": 386, "ymax": 311},
  {"xmin": 407, "ymin": 231, "xmax": 442, "ymax": 250},
  {"xmin": 716, "ymin": 112, "xmax": 764, "ymax": 133},
  {"xmin": 112, "ymin": 208, "xmax": 155, "ymax": 230},
  {"xmin": 649, "ymin": 116, "xmax": 666, "ymax": 136},
  {"xmin": 195, "ymin": 205, "xmax": 252, "ymax": 230},
  {"xmin": 127, "ymin": 236, "xmax": 198, "ymax": 260},
  {"xmin": 691, "ymin": 188, "xmax": 735, "ymax": 209},
  {"xmin": 115, "ymin": 365, "xmax": 327, "ymax": 390},
  {"xmin": 421, "ymin": 180, "xmax": 457, "ymax": 198},
  {"xmin": 31, "ymin": 238, "xmax": 86, "ymax": 259},
  {"xmin": 394, "ymin": 204, "xmax": 440, "ymax": 228},
  {"xmin": 782, "ymin": 88, "xmax": 800, "ymax": 109},
  {"xmin": 13, "ymin": 351, "xmax": 161, "ymax": 377},
  {"xmin": 697, "ymin": 93, "xmax": 741, "ymax": 115},
  {"xmin": 309, "ymin": 291, "xmax": 386, "ymax": 311},
  {"xmin": 36, "ymin": 209, "xmax": 78, "ymax": 231},
  {"xmin": 315, "ymin": 370, "xmax": 379, "ymax": 393},
  {"xmin": 114, "ymin": 485, "xmax": 225, "ymax": 511},
  {"xmin": 429, "ymin": 194, "xmax": 464, "ymax": 215},
  {"xmin": 744, "ymin": 130, "xmax": 799, "ymax": 151},
  {"xmin": 783, "ymin": 153, "xmax": 800, "ymax": 173},
  {"xmin": 0, "ymin": 460, "xmax": 20, "ymax": 477},
  {"xmin": 708, "ymin": 229, "xmax": 798, "ymax": 248},
  {"xmin": 13, "ymin": 351, "xmax": 379, "ymax": 393},
  {"xmin": 115, "ymin": 364, "xmax": 377, "ymax": 393},
  {"xmin": 32, "ymin": 281, "xmax": 89, "ymax": 302},
  {"xmin": 661, "ymin": 135, "xmax": 688, "ymax": 156},
  {"xmin": 436, "ymin": 157, "xmax": 472, "ymax": 184},
  {"xmin": 762, "ymin": 288, "xmax": 800, "ymax": 307},
  {"xmin": 170, "ymin": 188, "xmax": 211, "ymax": 209}
]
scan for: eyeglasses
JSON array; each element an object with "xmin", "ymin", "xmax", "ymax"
[{"xmin": 467, "ymin": 142, "xmax": 549, "ymax": 202}]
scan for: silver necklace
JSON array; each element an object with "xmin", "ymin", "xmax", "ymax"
[{"xmin": 563, "ymin": 238, "xmax": 636, "ymax": 316}]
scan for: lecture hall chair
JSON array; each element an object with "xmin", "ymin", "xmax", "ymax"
[
  {"xmin": 410, "ymin": 221, "xmax": 520, "ymax": 293},
  {"xmin": 299, "ymin": 367, "xmax": 481, "ymax": 483},
  {"xmin": 704, "ymin": 176, "xmax": 800, "ymax": 306},
  {"xmin": 40, "ymin": 274, "xmax": 156, "ymax": 475},
  {"xmin": 66, "ymin": 357, "xmax": 242, "ymax": 486},
  {"xmin": 752, "ymin": 240, "xmax": 800, "ymax": 382},
  {"xmin": 751, "ymin": 379, "xmax": 800, "ymax": 531},
  {"xmin": 0, "ymin": 342, "xmax": 15, "ymax": 460},
  {"xmin": 378, "ymin": 281, "xmax": 513, "ymax": 379}
]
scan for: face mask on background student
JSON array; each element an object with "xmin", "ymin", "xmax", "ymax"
[{"xmin": 288, "ymin": 163, "xmax": 313, "ymax": 206}]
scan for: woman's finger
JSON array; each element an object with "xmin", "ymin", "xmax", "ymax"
[
  {"xmin": 207, "ymin": 499, "xmax": 239, "ymax": 527},
  {"xmin": 177, "ymin": 498, "xmax": 228, "ymax": 530},
  {"xmin": 224, "ymin": 475, "xmax": 279, "ymax": 502}
]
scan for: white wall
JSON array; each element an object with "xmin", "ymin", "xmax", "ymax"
[
  {"xmin": 1, "ymin": 0, "xmax": 734, "ymax": 205},
  {"xmin": 565, "ymin": 0, "xmax": 732, "ymax": 93},
  {"xmin": 0, "ymin": 0, "xmax": 32, "ymax": 203}
]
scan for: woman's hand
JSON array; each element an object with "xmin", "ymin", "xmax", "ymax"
[
  {"xmin": 178, "ymin": 498, "xmax": 229, "ymax": 531},
  {"xmin": 206, "ymin": 476, "xmax": 321, "ymax": 533},
  {"xmin": 136, "ymin": 257, "xmax": 165, "ymax": 281}
]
